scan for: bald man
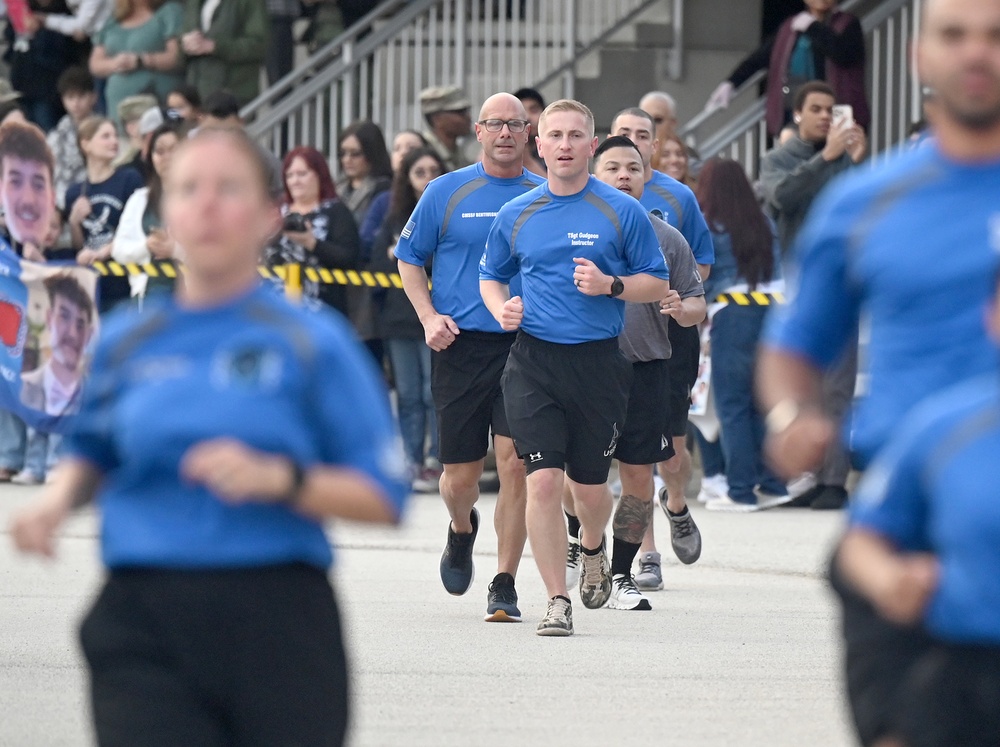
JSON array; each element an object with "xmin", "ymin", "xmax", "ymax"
[
  {"xmin": 396, "ymin": 93, "xmax": 544, "ymax": 623},
  {"xmin": 639, "ymin": 90, "xmax": 701, "ymax": 174},
  {"xmin": 758, "ymin": 0, "xmax": 1000, "ymax": 743}
]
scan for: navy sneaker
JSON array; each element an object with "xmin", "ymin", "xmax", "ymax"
[
  {"xmin": 440, "ymin": 508, "xmax": 479, "ymax": 595},
  {"xmin": 484, "ymin": 572, "xmax": 521, "ymax": 622}
]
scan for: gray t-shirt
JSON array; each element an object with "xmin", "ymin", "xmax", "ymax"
[{"xmin": 619, "ymin": 215, "xmax": 704, "ymax": 363}]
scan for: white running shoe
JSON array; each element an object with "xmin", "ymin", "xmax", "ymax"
[
  {"xmin": 608, "ymin": 574, "xmax": 652, "ymax": 610},
  {"xmin": 787, "ymin": 472, "xmax": 817, "ymax": 499},
  {"xmin": 10, "ymin": 469, "xmax": 42, "ymax": 486},
  {"xmin": 705, "ymin": 494, "xmax": 760, "ymax": 513},
  {"xmin": 755, "ymin": 488, "xmax": 794, "ymax": 510},
  {"xmin": 697, "ymin": 473, "xmax": 729, "ymax": 503}
]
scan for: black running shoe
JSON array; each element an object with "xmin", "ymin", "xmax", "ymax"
[
  {"xmin": 440, "ymin": 507, "xmax": 479, "ymax": 595},
  {"xmin": 484, "ymin": 572, "xmax": 521, "ymax": 622}
]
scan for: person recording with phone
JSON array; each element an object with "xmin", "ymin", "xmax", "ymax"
[
  {"xmin": 266, "ymin": 146, "xmax": 360, "ymax": 315},
  {"xmin": 759, "ymin": 80, "xmax": 867, "ymax": 512}
]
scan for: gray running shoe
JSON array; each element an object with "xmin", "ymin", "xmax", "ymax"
[
  {"xmin": 578, "ymin": 540, "xmax": 612, "ymax": 609},
  {"xmin": 536, "ymin": 595, "xmax": 573, "ymax": 636},
  {"xmin": 635, "ymin": 551, "xmax": 664, "ymax": 590},
  {"xmin": 439, "ymin": 508, "xmax": 479, "ymax": 595},
  {"xmin": 565, "ymin": 533, "xmax": 582, "ymax": 590},
  {"xmin": 660, "ymin": 488, "xmax": 702, "ymax": 565}
]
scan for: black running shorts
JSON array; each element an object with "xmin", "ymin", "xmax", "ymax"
[
  {"xmin": 615, "ymin": 358, "xmax": 677, "ymax": 466},
  {"xmin": 431, "ymin": 330, "xmax": 517, "ymax": 464},
  {"xmin": 502, "ymin": 331, "xmax": 632, "ymax": 485},
  {"xmin": 666, "ymin": 319, "xmax": 700, "ymax": 437}
]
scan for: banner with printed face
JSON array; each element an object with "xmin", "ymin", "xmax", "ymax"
[{"xmin": 0, "ymin": 121, "xmax": 101, "ymax": 432}]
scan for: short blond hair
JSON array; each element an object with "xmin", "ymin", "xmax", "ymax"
[{"xmin": 538, "ymin": 99, "xmax": 595, "ymax": 137}]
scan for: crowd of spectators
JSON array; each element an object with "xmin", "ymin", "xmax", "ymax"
[{"xmin": 0, "ymin": 0, "xmax": 875, "ymax": 498}]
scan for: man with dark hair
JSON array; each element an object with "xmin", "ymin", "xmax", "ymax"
[
  {"xmin": 200, "ymin": 90, "xmax": 243, "ymax": 128},
  {"xmin": 759, "ymin": 79, "xmax": 866, "ymax": 511},
  {"xmin": 419, "ymin": 85, "xmax": 473, "ymax": 172},
  {"xmin": 0, "ymin": 121, "xmax": 56, "ymax": 251},
  {"xmin": 513, "ymin": 86, "xmax": 546, "ymax": 176},
  {"xmin": 604, "ymin": 105, "xmax": 714, "ymax": 590},
  {"xmin": 47, "ymin": 67, "xmax": 97, "ymax": 210},
  {"xmin": 15, "ymin": 272, "xmax": 95, "ymax": 484},
  {"xmin": 588, "ymin": 134, "xmax": 706, "ymax": 611}
]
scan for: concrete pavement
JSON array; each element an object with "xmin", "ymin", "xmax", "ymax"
[{"xmin": 0, "ymin": 484, "xmax": 857, "ymax": 746}]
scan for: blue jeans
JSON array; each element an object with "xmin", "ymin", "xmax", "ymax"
[
  {"xmin": 385, "ymin": 338, "xmax": 437, "ymax": 468},
  {"xmin": 23, "ymin": 428, "xmax": 60, "ymax": 479},
  {"xmin": 0, "ymin": 409, "xmax": 26, "ymax": 471},
  {"xmin": 693, "ymin": 425, "xmax": 725, "ymax": 478},
  {"xmin": 710, "ymin": 306, "xmax": 786, "ymax": 504}
]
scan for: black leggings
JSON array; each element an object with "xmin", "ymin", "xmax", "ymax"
[{"xmin": 80, "ymin": 564, "xmax": 349, "ymax": 747}]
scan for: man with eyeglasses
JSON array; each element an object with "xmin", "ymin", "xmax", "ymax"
[
  {"xmin": 396, "ymin": 92, "xmax": 544, "ymax": 624},
  {"xmin": 639, "ymin": 91, "xmax": 701, "ymax": 175},
  {"xmin": 419, "ymin": 86, "xmax": 475, "ymax": 173}
]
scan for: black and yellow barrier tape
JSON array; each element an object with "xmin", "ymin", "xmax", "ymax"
[
  {"xmin": 91, "ymin": 260, "xmax": 405, "ymax": 288},
  {"xmin": 714, "ymin": 291, "xmax": 786, "ymax": 306}
]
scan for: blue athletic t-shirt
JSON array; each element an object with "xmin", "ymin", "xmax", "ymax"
[
  {"xmin": 480, "ymin": 176, "xmax": 668, "ymax": 344},
  {"xmin": 394, "ymin": 162, "xmax": 544, "ymax": 332},
  {"xmin": 765, "ymin": 143, "xmax": 1000, "ymax": 464},
  {"xmin": 640, "ymin": 170, "xmax": 714, "ymax": 266},
  {"xmin": 64, "ymin": 284, "xmax": 409, "ymax": 570},
  {"xmin": 850, "ymin": 375, "xmax": 1000, "ymax": 645}
]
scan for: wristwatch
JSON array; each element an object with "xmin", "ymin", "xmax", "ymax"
[{"xmin": 608, "ymin": 276, "xmax": 624, "ymax": 298}]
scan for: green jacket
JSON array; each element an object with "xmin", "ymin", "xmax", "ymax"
[{"xmin": 182, "ymin": 0, "xmax": 268, "ymax": 106}]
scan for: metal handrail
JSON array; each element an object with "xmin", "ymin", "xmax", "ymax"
[
  {"xmin": 241, "ymin": 0, "xmax": 412, "ymax": 122},
  {"xmin": 680, "ymin": 0, "xmax": 921, "ymax": 171},
  {"xmin": 246, "ymin": 0, "xmax": 437, "ymax": 134},
  {"xmin": 678, "ymin": 0, "xmax": 896, "ymax": 145},
  {"xmin": 245, "ymin": 0, "xmax": 667, "ymax": 153}
]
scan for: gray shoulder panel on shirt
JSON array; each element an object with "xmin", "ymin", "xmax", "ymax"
[
  {"xmin": 439, "ymin": 177, "xmax": 489, "ymax": 239},
  {"xmin": 244, "ymin": 300, "xmax": 317, "ymax": 364},
  {"xmin": 924, "ymin": 405, "xmax": 1000, "ymax": 487},
  {"xmin": 649, "ymin": 182, "xmax": 684, "ymax": 226},
  {"xmin": 510, "ymin": 193, "xmax": 552, "ymax": 250},
  {"xmin": 651, "ymin": 214, "xmax": 703, "ymax": 298},
  {"xmin": 582, "ymin": 191, "xmax": 622, "ymax": 242},
  {"xmin": 845, "ymin": 160, "xmax": 942, "ymax": 279}
]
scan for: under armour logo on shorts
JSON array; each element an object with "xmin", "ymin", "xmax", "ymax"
[
  {"xmin": 528, "ymin": 452, "xmax": 543, "ymax": 463},
  {"xmin": 604, "ymin": 423, "xmax": 620, "ymax": 457}
]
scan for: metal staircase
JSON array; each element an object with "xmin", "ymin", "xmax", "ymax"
[
  {"xmin": 243, "ymin": 0, "xmax": 663, "ymax": 157},
  {"xmin": 679, "ymin": 0, "xmax": 923, "ymax": 177}
]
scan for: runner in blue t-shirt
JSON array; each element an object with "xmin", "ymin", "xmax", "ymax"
[
  {"xmin": 759, "ymin": 2, "xmax": 1000, "ymax": 743},
  {"xmin": 612, "ymin": 106, "xmax": 715, "ymax": 548},
  {"xmin": 11, "ymin": 128, "xmax": 409, "ymax": 746},
  {"xmin": 836, "ymin": 352, "xmax": 1000, "ymax": 743},
  {"xmin": 480, "ymin": 100, "xmax": 669, "ymax": 637},
  {"xmin": 395, "ymin": 92, "xmax": 544, "ymax": 623}
]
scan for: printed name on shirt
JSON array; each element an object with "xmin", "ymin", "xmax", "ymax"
[
  {"xmin": 460, "ymin": 211, "xmax": 499, "ymax": 219},
  {"xmin": 568, "ymin": 231, "xmax": 600, "ymax": 247},
  {"xmin": 401, "ymin": 219, "xmax": 415, "ymax": 239}
]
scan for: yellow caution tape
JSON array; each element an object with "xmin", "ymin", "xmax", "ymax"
[
  {"xmin": 90, "ymin": 260, "xmax": 404, "ymax": 288},
  {"xmin": 714, "ymin": 291, "xmax": 786, "ymax": 306}
]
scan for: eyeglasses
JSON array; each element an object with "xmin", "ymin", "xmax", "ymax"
[
  {"xmin": 477, "ymin": 118, "xmax": 529, "ymax": 133},
  {"xmin": 338, "ymin": 148, "xmax": 363, "ymax": 158},
  {"xmin": 411, "ymin": 167, "xmax": 440, "ymax": 179}
]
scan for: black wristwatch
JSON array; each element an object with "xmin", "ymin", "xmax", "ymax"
[{"xmin": 607, "ymin": 276, "xmax": 624, "ymax": 298}]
